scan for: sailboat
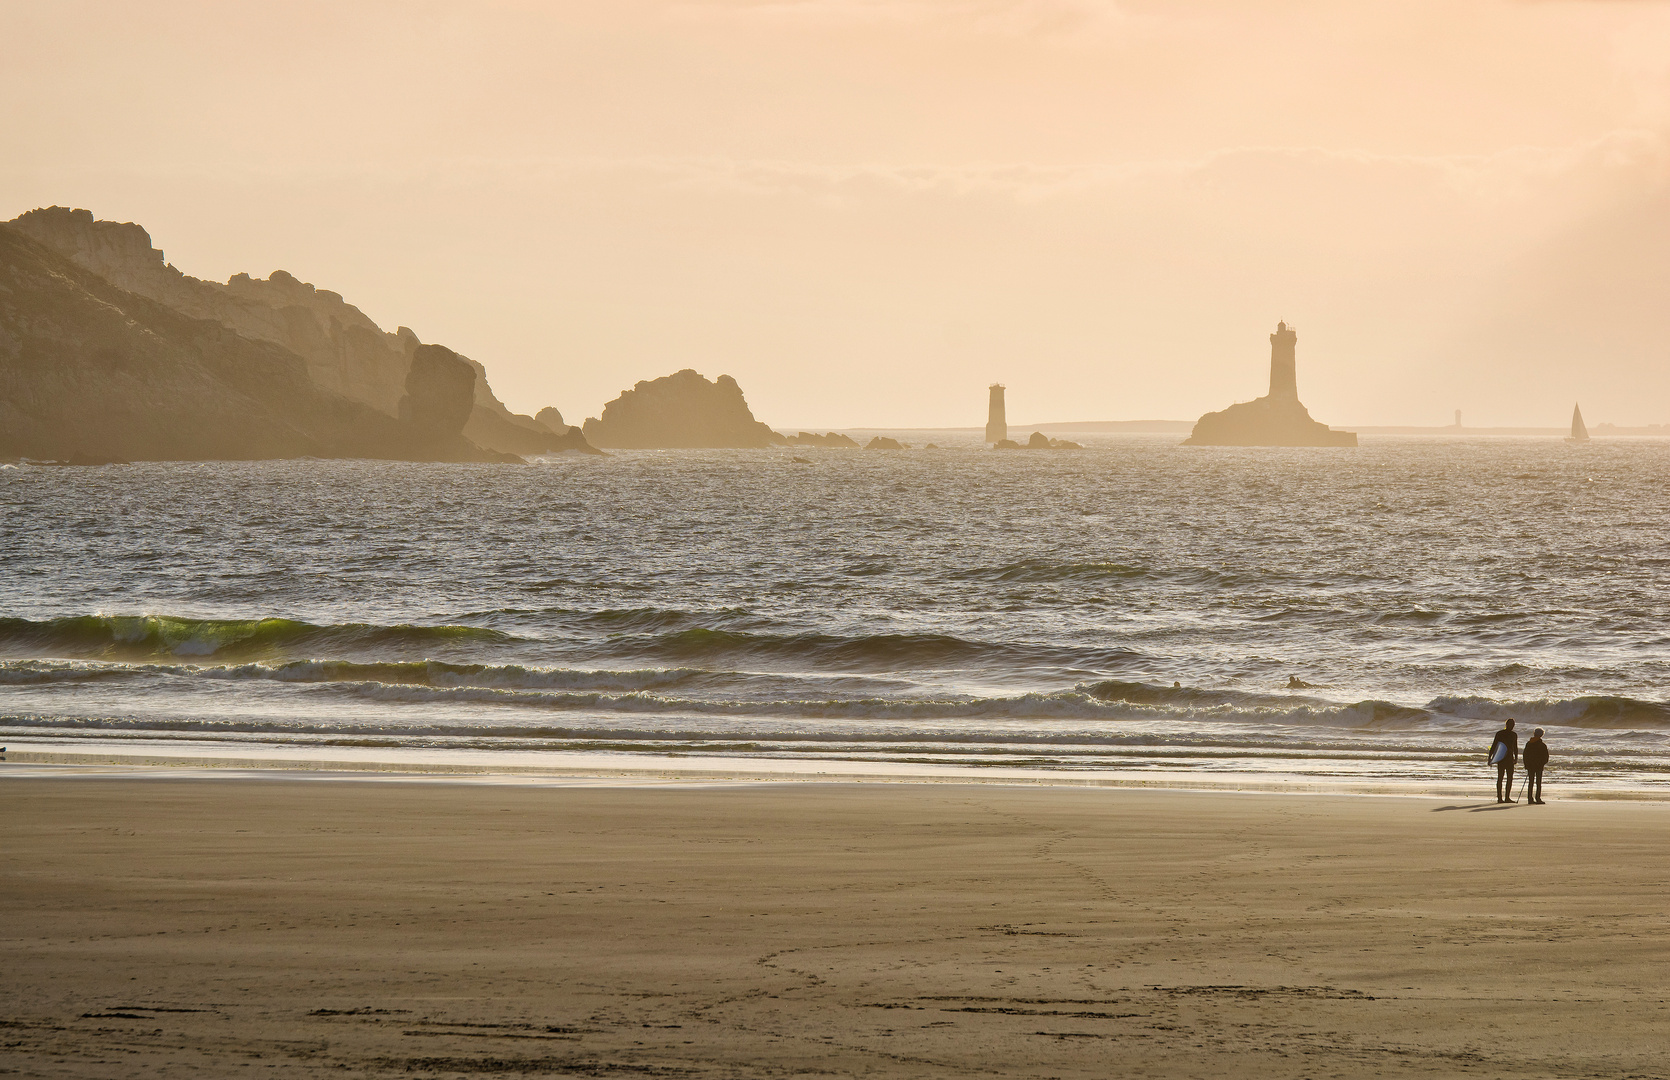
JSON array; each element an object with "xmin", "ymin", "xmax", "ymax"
[{"xmin": 1566, "ymin": 403, "xmax": 1590, "ymax": 443}]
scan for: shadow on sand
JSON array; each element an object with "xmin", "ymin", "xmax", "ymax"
[{"xmin": 1429, "ymin": 802, "xmax": 1519, "ymax": 812}]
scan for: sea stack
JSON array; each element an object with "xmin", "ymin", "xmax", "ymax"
[
  {"xmin": 986, "ymin": 384, "xmax": 1007, "ymax": 445},
  {"xmin": 581, "ymin": 369, "xmax": 785, "ymax": 448},
  {"xmin": 1183, "ymin": 322, "xmax": 1356, "ymax": 447}
]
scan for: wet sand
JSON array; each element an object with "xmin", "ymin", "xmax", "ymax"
[{"xmin": 3, "ymin": 777, "xmax": 1668, "ymax": 1078}]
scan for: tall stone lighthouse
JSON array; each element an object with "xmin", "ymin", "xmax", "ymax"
[
  {"xmin": 1182, "ymin": 320, "xmax": 1356, "ymax": 446},
  {"xmin": 986, "ymin": 384, "xmax": 1007, "ymax": 444},
  {"xmin": 1268, "ymin": 321, "xmax": 1298, "ymax": 402}
]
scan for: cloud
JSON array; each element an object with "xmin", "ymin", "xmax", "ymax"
[
  {"xmin": 669, "ymin": 0, "xmax": 1161, "ymax": 44},
  {"xmin": 447, "ymin": 130, "xmax": 1666, "ymax": 212},
  {"xmin": 16, "ymin": 129, "xmax": 1659, "ymax": 217}
]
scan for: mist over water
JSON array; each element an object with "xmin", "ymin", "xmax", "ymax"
[{"xmin": 4, "ymin": 436, "xmax": 1669, "ymax": 790}]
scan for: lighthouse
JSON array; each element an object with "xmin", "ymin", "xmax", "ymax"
[
  {"xmin": 986, "ymin": 384, "xmax": 1007, "ymax": 445},
  {"xmin": 1183, "ymin": 320, "xmax": 1356, "ymax": 446},
  {"xmin": 1268, "ymin": 321, "xmax": 1298, "ymax": 402}
]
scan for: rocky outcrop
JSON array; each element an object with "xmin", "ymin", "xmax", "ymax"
[
  {"xmin": 0, "ymin": 225, "xmax": 514, "ymax": 463},
  {"xmin": 864, "ymin": 436, "xmax": 907, "ymax": 450},
  {"xmin": 463, "ymin": 405, "xmax": 600, "ymax": 455},
  {"xmin": 1185, "ymin": 322, "xmax": 1357, "ymax": 447},
  {"xmin": 1185, "ymin": 396, "xmax": 1357, "ymax": 447},
  {"xmin": 399, "ymin": 344, "xmax": 477, "ymax": 437},
  {"xmin": 785, "ymin": 431, "xmax": 859, "ymax": 448},
  {"xmin": 582, "ymin": 369, "xmax": 785, "ymax": 449},
  {"xmin": 991, "ymin": 432, "xmax": 1081, "ymax": 450},
  {"xmin": 514, "ymin": 405, "xmax": 600, "ymax": 454},
  {"xmin": 5, "ymin": 206, "xmax": 575, "ymax": 456}
]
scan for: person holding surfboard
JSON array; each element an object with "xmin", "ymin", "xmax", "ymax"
[
  {"xmin": 1523, "ymin": 728, "xmax": 1549, "ymax": 804},
  {"xmin": 1487, "ymin": 719, "xmax": 1519, "ymax": 803}
]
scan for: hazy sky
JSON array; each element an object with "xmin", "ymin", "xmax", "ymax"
[{"xmin": 5, "ymin": 0, "xmax": 1669, "ymax": 427}]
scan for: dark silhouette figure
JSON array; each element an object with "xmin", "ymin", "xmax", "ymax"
[
  {"xmin": 1488, "ymin": 719, "xmax": 1519, "ymax": 802},
  {"xmin": 1523, "ymin": 728, "xmax": 1549, "ymax": 804}
]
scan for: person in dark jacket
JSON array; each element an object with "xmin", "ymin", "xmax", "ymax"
[
  {"xmin": 1522, "ymin": 728, "xmax": 1549, "ymax": 804},
  {"xmin": 1487, "ymin": 719, "xmax": 1518, "ymax": 803}
]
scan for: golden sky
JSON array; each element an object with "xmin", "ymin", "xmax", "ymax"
[{"xmin": 5, "ymin": 0, "xmax": 1669, "ymax": 427}]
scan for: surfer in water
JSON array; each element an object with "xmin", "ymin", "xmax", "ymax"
[
  {"xmin": 1487, "ymin": 719, "xmax": 1519, "ymax": 803},
  {"xmin": 1522, "ymin": 728, "xmax": 1549, "ymax": 804}
]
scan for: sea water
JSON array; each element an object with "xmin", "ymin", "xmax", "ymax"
[{"xmin": 3, "ymin": 435, "xmax": 1668, "ymax": 791}]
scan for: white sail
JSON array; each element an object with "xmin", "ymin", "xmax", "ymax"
[{"xmin": 1569, "ymin": 403, "xmax": 1589, "ymax": 441}]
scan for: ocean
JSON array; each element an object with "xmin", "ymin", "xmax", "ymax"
[{"xmin": 4, "ymin": 435, "xmax": 1669, "ymax": 792}]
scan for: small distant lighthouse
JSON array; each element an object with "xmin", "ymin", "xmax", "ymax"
[
  {"xmin": 986, "ymin": 384, "xmax": 1007, "ymax": 445},
  {"xmin": 1268, "ymin": 322, "xmax": 1298, "ymax": 402}
]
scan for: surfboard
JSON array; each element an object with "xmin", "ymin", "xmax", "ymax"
[{"xmin": 1490, "ymin": 743, "xmax": 1510, "ymax": 764}]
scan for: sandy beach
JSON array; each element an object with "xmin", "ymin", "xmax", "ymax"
[{"xmin": 3, "ymin": 775, "xmax": 1669, "ymax": 1078}]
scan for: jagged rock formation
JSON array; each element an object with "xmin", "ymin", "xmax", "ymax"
[
  {"xmin": 398, "ymin": 345, "xmax": 477, "ymax": 437},
  {"xmin": 5, "ymin": 207, "xmax": 584, "ymax": 456},
  {"xmin": 1184, "ymin": 322, "xmax": 1357, "ymax": 447},
  {"xmin": 582, "ymin": 370, "xmax": 785, "ymax": 449},
  {"xmin": 993, "ymin": 432, "xmax": 1081, "ymax": 450},
  {"xmin": 1186, "ymin": 396, "xmax": 1356, "ymax": 447},
  {"xmin": 461, "ymin": 400, "xmax": 597, "ymax": 455},
  {"xmin": 0, "ymin": 225, "xmax": 513, "ymax": 463},
  {"xmin": 525, "ymin": 404, "xmax": 602, "ymax": 454},
  {"xmin": 864, "ymin": 436, "xmax": 907, "ymax": 450},
  {"xmin": 785, "ymin": 431, "xmax": 860, "ymax": 448}
]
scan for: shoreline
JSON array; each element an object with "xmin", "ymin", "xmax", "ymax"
[
  {"xmin": 6, "ymin": 776, "xmax": 1670, "ymax": 1077},
  {"xmin": 4, "ymin": 737, "xmax": 1662, "ymax": 800}
]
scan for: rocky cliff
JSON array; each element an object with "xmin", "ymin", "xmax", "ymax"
[
  {"xmin": 582, "ymin": 370, "xmax": 785, "ymax": 449},
  {"xmin": 0, "ymin": 225, "xmax": 514, "ymax": 463},
  {"xmin": 399, "ymin": 344, "xmax": 478, "ymax": 437},
  {"xmin": 5, "ymin": 207, "xmax": 590, "ymax": 456}
]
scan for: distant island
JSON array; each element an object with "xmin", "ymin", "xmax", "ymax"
[
  {"xmin": 1, "ymin": 207, "xmax": 596, "ymax": 463},
  {"xmin": 1184, "ymin": 322, "xmax": 1357, "ymax": 447}
]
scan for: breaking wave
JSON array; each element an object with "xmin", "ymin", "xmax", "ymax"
[
  {"xmin": 579, "ymin": 628, "xmax": 1144, "ymax": 672},
  {"xmin": 0, "ymin": 615, "xmax": 514, "ymax": 660},
  {"xmin": 1425, "ymin": 694, "xmax": 1670, "ymax": 729},
  {"xmin": 6, "ymin": 651, "xmax": 1667, "ymax": 734}
]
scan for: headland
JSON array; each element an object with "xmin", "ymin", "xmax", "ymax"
[{"xmin": 2, "ymin": 207, "xmax": 596, "ymax": 463}]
